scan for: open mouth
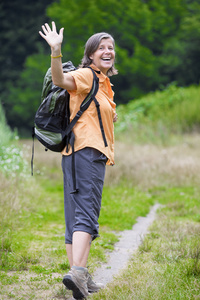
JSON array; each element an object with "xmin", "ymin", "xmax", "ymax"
[{"xmin": 101, "ymin": 58, "xmax": 111, "ymax": 61}]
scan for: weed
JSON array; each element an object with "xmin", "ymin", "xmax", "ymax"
[
  {"xmin": 0, "ymin": 102, "xmax": 14, "ymax": 146},
  {"xmin": 0, "ymin": 144, "xmax": 29, "ymax": 177},
  {"xmin": 59, "ymin": 261, "xmax": 70, "ymax": 271},
  {"xmin": 1, "ymin": 235, "xmax": 12, "ymax": 253},
  {"xmin": 53, "ymin": 285, "xmax": 70, "ymax": 299},
  {"xmin": 186, "ymin": 243, "xmax": 200, "ymax": 276},
  {"xmin": 0, "ymin": 272, "xmax": 19, "ymax": 285},
  {"xmin": 139, "ymin": 236, "xmax": 154, "ymax": 253}
]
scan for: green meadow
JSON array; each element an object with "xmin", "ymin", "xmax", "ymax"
[{"xmin": 0, "ymin": 84, "xmax": 200, "ymax": 299}]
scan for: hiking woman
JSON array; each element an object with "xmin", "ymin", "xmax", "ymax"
[{"xmin": 39, "ymin": 21, "xmax": 118, "ymax": 299}]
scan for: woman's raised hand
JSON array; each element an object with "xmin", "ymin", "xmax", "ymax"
[{"xmin": 39, "ymin": 21, "xmax": 64, "ymax": 49}]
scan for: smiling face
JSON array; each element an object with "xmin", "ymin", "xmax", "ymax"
[{"xmin": 89, "ymin": 38, "xmax": 115, "ymax": 75}]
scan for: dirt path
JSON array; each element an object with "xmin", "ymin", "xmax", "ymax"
[
  {"xmin": 68, "ymin": 204, "xmax": 161, "ymax": 299},
  {"xmin": 92, "ymin": 203, "xmax": 161, "ymax": 286}
]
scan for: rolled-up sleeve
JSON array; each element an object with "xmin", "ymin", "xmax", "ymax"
[{"xmin": 67, "ymin": 68, "xmax": 93, "ymax": 96}]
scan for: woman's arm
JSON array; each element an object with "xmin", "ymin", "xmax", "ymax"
[{"xmin": 39, "ymin": 21, "xmax": 76, "ymax": 90}]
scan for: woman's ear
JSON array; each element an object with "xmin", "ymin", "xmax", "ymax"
[{"xmin": 89, "ymin": 54, "xmax": 93, "ymax": 60}]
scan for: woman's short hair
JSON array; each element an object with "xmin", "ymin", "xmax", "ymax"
[{"xmin": 79, "ymin": 32, "xmax": 118, "ymax": 76}]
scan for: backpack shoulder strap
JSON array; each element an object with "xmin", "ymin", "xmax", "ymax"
[
  {"xmin": 63, "ymin": 67, "xmax": 99, "ymax": 136},
  {"xmin": 65, "ymin": 67, "xmax": 107, "ymax": 194},
  {"xmin": 65, "ymin": 67, "xmax": 100, "ymax": 194},
  {"xmin": 80, "ymin": 67, "xmax": 99, "ymax": 110},
  {"xmin": 87, "ymin": 67, "xmax": 108, "ymax": 147}
]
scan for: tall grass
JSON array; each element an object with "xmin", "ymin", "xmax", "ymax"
[
  {"xmin": 0, "ymin": 102, "xmax": 13, "ymax": 146},
  {"xmin": 115, "ymin": 84, "xmax": 200, "ymax": 144},
  {"xmin": 0, "ymin": 102, "xmax": 30, "ymax": 273},
  {"xmin": 0, "ymin": 102, "xmax": 28, "ymax": 176},
  {"xmin": 1, "ymin": 85, "xmax": 200, "ymax": 299},
  {"xmin": 91, "ymin": 188, "xmax": 200, "ymax": 300},
  {"xmin": 105, "ymin": 135, "xmax": 200, "ymax": 189}
]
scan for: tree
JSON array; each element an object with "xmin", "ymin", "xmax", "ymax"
[
  {"xmin": 3, "ymin": 0, "xmax": 200, "ymax": 135},
  {"xmin": 159, "ymin": 1, "xmax": 200, "ymax": 86},
  {"xmin": 46, "ymin": 0, "xmax": 199, "ymax": 102},
  {"xmin": 0, "ymin": 0, "xmax": 54, "ymax": 133},
  {"xmin": 6, "ymin": 53, "xmax": 50, "ymax": 135}
]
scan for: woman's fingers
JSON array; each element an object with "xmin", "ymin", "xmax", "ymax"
[
  {"xmin": 52, "ymin": 21, "xmax": 57, "ymax": 32},
  {"xmin": 41, "ymin": 25, "xmax": 48, "ymax": 35},
  {"xmin": 39, "ymin": 30, "xmax": 46, "ymax": 39},
  {"xmin": 39, "ymin": 21, "xmax": 63, "ymax": 47},
  {"xmin": 59, "ymin": 27, "xmax": 64, "ymax": 36},
  {"xmin": 44, "ymin": 22, "xmax": 52, "ymax": 32},
  {"xmin": 40, "ymin": 22, "xmax": 55, "ymax": 37}
]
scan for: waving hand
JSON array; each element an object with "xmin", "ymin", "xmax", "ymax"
[{"xmin": 39, "ymin": 21, "xmax": 64, "ymax": 49}]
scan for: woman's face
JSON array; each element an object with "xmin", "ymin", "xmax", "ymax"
[{"xmin": 89, "ymin": 38, "xmax": 115, "ymax": 75}]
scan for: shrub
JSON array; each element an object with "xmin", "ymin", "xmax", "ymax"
[{"xmin": 115, "ymin": 84, "xmax": 200, "ymax": 143}]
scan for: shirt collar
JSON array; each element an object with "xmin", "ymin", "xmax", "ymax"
[
  {"xmin": 89, "ymin": 64, "xmax": 114, "ymax": 87},
  {"xmin": 89, "ymin": 64, "xmax": 112, "ymax": 84}
]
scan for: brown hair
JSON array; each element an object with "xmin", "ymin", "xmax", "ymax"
[{"xmin": 79, "ymin": 32, "xmax": 118, "ymax": 77}]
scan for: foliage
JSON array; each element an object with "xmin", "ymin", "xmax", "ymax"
[
  {"xmin": 0, "ymin": 145, "xmax": 28, "ymax": 177},
  {"xmin": 0, "ymin": 0, "xmax": 54, "ymax": 136},
  {"xmin": 0, "ymin": 0, "xmax": 53, "ymax": 98},
  {"xmin": 2, "ymin": 0, "xmax": 200, "ymax": 135},
  {"xmin": 5, "ymin": 53, "xmax": 50, "ymax": 135},
  {"xmin": 47, "ymin": 0, "xmax": 200, "ymax": 101},
  {"xmin": 0, "ymin": 102, "xmax": 13, "ymax": 146},
  {"xmin": 115, "ymin": 84, "xmax": 200, "ymax": 143},
  {"xmin": 0, "ymin": 102, "xmax": 28, "ymax": 176}
]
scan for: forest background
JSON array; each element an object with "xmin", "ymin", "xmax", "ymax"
[{"xmin": 1, "ymin": 0, "xmax": 200, "ymax": 136}]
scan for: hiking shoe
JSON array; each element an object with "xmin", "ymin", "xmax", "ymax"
[
  {"xmin": 87, "ymin": 271, "xmax": 104, "ymax": 293},
  {"xmin": 63, "ymin": 266, "xmax": 89, "ymax": 299}
]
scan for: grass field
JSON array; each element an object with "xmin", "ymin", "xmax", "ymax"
[
  {"xmin": 0, "ymin": 84, "xmax": 200, "ymax": 299},
  {"xmin": 1, "ymin": 135, "xmax": 200, "ymax": 299}
]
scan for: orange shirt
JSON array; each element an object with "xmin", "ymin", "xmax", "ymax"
[{"xmin": 61, "ymin": 64, "xmax": 116, "ymax": 165}]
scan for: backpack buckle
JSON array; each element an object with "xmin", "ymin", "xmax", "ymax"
[{"xmin": 76, "ymin": 110, "xmax": 83, "ymax": 118}]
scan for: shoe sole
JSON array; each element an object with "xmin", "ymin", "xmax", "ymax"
[
  {"xmin": 63, "ymin": 275, "xmax": 85, "ymax": 299},
  {"xmin": 88, "ymin": 289, "xmax": 98, "ymax": 293}
]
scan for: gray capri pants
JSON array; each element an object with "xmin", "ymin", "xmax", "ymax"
[{"xmin": 62, "ymin": 147, "xmax": 107, "ymax": 244}]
